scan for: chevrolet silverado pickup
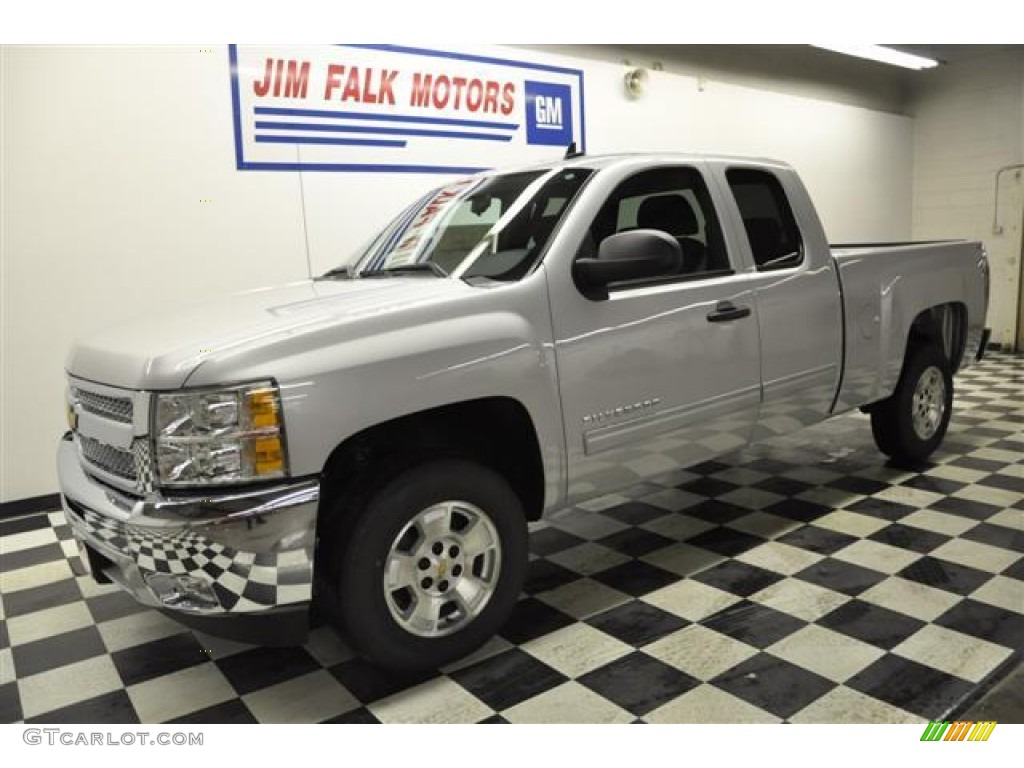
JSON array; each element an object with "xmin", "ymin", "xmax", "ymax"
[{"xmin": 58, "ymin": 153, "xmax": 990, "ymax": 669}]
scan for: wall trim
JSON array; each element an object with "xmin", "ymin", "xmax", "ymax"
[{"xmin": 0, "ymin": 493, "xmax": 61, "ymax": 520}]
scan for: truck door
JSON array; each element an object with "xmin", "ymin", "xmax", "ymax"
[
  {"xmin": 720, "ymin": 168, "xmax": 843, "ymax": 441},
  {"xmin": 546, "ymin": 164, "xmax": 763, "ymax": 503}
]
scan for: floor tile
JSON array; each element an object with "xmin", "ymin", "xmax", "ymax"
[
  {"xmin": 1, "ymin": 527, "xmax": 58, "ymax": 554},
  {"xmin": 644, "ymin": 683, "xmax": 781, "ymax": 723},
  {"xmin": 892, "ymin": 624, "xmax": 1013, "ymax": 683},
  {"xmin": 97, "ymin": 611, "xmax": 187, "ymax": 653},
  {"xmin": 832, "ymin": 539, "xmax": 922, "ymax": 574},
  {"xmin": 709, "ymin": 652, "xmax": 835, "ymax": 719},
  {"xmin": 644, "ymin": 624, "xmax": 759, "ymax": 680},
  {"xmin": 322, "ymin": 706, "xmax": 380, "ymax": 724},
  {"xmin": 693, "ymin": 559, "xmax": 785, "ymax": 596},
  {"xmin": 0, "ymin": 681, "xmax": 20, "ymax": 722},
  {"xmin": 601, "ymin": 501, "xmax": 668, "ymax": 525},
  {"xmin": 969, "ymin": 574, "xmax": 1024, "ymax": 613},
  {"xmin": 6, "ymin": 601, "xmax": 93, "ymax": 647},
  {"xmin": 777, "ymin": 525, "xmax": 858, "ymax": 556},
  {"xmin": 735, "ymin": 541, "xmax": 824, "ymax": 576},
  {"xmin": 961, "ymin": 522, "xmax": 1024, "ymax": 553},
  {"xmin": 528, "ymin": 527, "xmax": 586, "ymax": 557},
  {"xmin": 578, "ymin": 651, "xmax": 700, "ymax": 716},
  {"xmin": 929, "ymin": 496, "xmax": 1002, "ymax": 521},
  {"xmin": 897, "ymin": 556, "xmax": 993, "ymax": 596},
  {"xmin": 591, "ymin": 560, "xmax": 679, "ymax": 597},
  {"xmin": 18, "ymin": 655, "xmax": 122, "ymax": 720},
  {"xmin": 640, "ymin": 541, "xmax": 726, "ymax": 577},
  {"xmin": 111, "ymin": 632, "xmax": 207, "ymax": 687},
  {"xmin": 449, "ymin": 648, "xmax": 566, "ymax": 711},
  {"xmin": 702, "ymin": 600, "xmax": 806, "ymax": 649},
  {"xmin": 586, "ymin": 600, "xmax": 688, "ymax": 647},
  {"xmin": 522, "ymin": 558, "xmax": 579, "ymax": 594},
  {"xmin": 546, "ymin": 542, "xmax": 630, "ymax": 576},
  {"xmin": 596, "ymin": 527, "xmax": 675, "ymax": 558},
  {"xmin": 789, "ymin": 685, "xmax": 925, "ymax": 723},
  {"xmin": 521, "ymin": 622, "xmax": 633, "ymax": 678},
  {"xmin": 812, "ymin": 511, "xmax": 889, "ymax": 538},
  {"xmin": 900, "ymin": 509, "xmax": 981, "ymax": 537},
  {"xmin": 3, "ymin": 561, "xmax": 74, "ymax": 593},
  {"xmin": 858, "ymin": 576, "xmax": 963, "ymax": 622},
  {"xmin": 215, "ymin": 646, "xmax": 322, "ymax": 696},
  {"xmin": 686, "ymin": 527, "xmax": 766, "ymax": 557},
  {"xmin": 842, "ymin": 497, "xmax": 916, "ymax": 522},
  {"xmin": 793, "ymin": 558, "xmax": 889, "ymax": 597},
  {"xmin": 1, "ymin": 543, "xmax": 66, "ymax": 573},
  {"xmin": 749, "ymin": 577, "xmax": 851, "ymax": 622},
  {"xmin": 85, "ymin": 591, "xmax": 148, "ymax": 624},
  {"xmin": 641, "ymin": 579, "xmax": 741, "ymax": 622},
  {"xmin": 816, "ymin": 599, "xmax": 926, "ymax": 650},
  {"xmin": 767, "ymin": 624, "xmax": 885, "ymax": 683},
  {"xmin": 498, "ymin": 597, "xmax": 575, "ymax": 643},
  {"xmin": 13, "ymin": 626, "xmax": 107, "ymax": 678},
  {"xmin": 535, "ymin": 578, "xmax": 630, "ymax": 621},
  {"xmin": 867, "ymin": 523, "xmax": 950, "ymax": 554},
  {"xmin": 725, "ymin": 511, "xmax": 802, "ymax": 540},
  {"xmin": 934, "ymin": 599, "xmax": 1024, "ymax": 648},
  {"xmin": 502, "ymin": 680, "xmax": 633, "ymax": 724},
  {"xmin": 929, "ymin": 538, "xmax": 1020, "ymax": 573},
  {"xmin": 845, "ymin": 655, "xmax": 976, "ymax": 719},
  {"xmin": 168, "ymin": 698, "xmax": 257, "ymax": 724},
  {"xmin": 25, "ymin": 689, "xmax": 139, "ymax": 724},
  {"xmin": 242, "ymin": 669, "xmax": 359, "ymax": 723},
  {"xmin": 1, "ymin": 578, "xmax": 82, "ymax": 618}
]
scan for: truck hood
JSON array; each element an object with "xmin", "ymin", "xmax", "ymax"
[{"xmin": 66, "ymin": 277, "xmax": 474, "ymax": 390}]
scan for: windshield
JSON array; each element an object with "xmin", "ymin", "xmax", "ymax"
[{"xmin": 337, "ymin": 167, "xmax": 593, "ymax": 283}]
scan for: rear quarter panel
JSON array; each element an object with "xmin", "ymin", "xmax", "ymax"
[{"xmin": 833, "ymin": 241, "xmax": 987, "ymax": 412}]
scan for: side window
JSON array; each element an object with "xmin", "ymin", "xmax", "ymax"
[
  {"xmin": 726, "ymin": 169, "xmax": 803, "ymax": 271},
  {"xmin": 578, "ymin": 166, "xmax": 731, "ymax": 288}
]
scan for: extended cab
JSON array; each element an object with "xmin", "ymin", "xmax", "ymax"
[{"xmin": 58, "ymin": 154, "xmax": 990, "ymax": 669}]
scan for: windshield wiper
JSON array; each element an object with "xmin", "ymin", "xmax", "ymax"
[
  {"xmin": 360, "ymin": 262, "xmax": 448, "ymax": 278},
  {"xmin": 318, "ymin": 266, "xmax": 354, "ymax": 280}
]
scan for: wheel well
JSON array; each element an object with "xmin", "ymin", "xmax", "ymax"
[
  {"xmin": 317, "ymin": 397, "xmax": 546, "ymax": 532},
  {"xmin": 905, "ymin": 303, "xmax": 967, "ymax": 371}
]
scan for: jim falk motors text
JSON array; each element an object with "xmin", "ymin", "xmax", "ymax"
[{"xmin": 252, "ymin": 58, "xmax": 518, "ymax": 116}]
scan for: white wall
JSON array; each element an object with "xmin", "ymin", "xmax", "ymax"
[
  {"xmin": 1, "ymin": 44, "xmax": 913, "ymax": 502},
  {"xmin": 910, "ymin": 49, "xmax": 1024, "ymax": 348}
]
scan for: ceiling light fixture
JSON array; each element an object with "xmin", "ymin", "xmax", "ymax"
[{"xmin": 812, "ymin": 44, "xmax": 939, "ymax": 70}]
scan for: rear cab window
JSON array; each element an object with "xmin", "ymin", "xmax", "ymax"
[{"xmin": 726, "ymin": 169, "xmax": 803, "ymax": 271}]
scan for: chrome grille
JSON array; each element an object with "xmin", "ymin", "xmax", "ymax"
[
  {"xmin": 74, "ymin": 388, "xmax": 133, "ymax": 423},
  {"xmin": 79, "ymin": 434, "xmax": 137, "ymax": 481}
]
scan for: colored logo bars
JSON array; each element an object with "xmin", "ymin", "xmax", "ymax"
[{"xmin": 921, "ymin": 721, "xmax": 997, "ymax": 741}]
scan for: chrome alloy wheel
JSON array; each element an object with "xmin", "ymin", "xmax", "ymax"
[
  {"xmin": 383, "ymin": 501, "xmax": 502, "ymax": 638},
  {"xmin": 911, "ymin": 365, "xmax": 946, "ymax": 441}
]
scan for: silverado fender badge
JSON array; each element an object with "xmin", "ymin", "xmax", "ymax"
[{"xmin": 582, "ymin": 398, "xmax": 661, "ymax": 425}]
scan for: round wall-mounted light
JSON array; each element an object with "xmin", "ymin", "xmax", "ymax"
[{"xmin": 624, "ymin": 67, "xmax": 648, "ymax": 100}]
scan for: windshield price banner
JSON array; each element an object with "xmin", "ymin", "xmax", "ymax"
[{"xmin": 229, "ymin": 44, "xmax": 586, "ymax": 174}]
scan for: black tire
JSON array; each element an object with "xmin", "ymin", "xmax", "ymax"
[
  {"xmin": 870, "ymin": 343, "xmax": 953, "ymax": 464},
  {"xmin": 330, "ymin": 458, "xmax": 527, "ymax": 671}
]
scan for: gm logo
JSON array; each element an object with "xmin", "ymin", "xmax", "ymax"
[{"xmin": 525, "ymin": 81, "xmax": 573, "ymax": 147}]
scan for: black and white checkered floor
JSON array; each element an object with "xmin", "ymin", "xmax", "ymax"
[{"xmin": 2, "ymin": 354, "xmax": 1022, "ymax": 724}]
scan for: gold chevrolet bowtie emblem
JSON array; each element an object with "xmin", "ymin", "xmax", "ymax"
[
  {"xmin": 436, "ymin": 560, "xmax": 448, "ymax": 578},
  {"xmin": 67, "ymin": 403, "xmax": 78, "ymax": 431}
]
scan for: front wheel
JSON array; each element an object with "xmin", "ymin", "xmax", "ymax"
[
  {"xmin": 331, "ymin": 459, "xmax": 527, "ymax": 670},
  {"xmin": 870, "ymin": 343, "xmax": 953, "ymax": 464}
]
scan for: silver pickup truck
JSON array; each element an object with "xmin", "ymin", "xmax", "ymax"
[{"xmin": 58, "ymin": 153, "xmax": 990, "ymax": 670}]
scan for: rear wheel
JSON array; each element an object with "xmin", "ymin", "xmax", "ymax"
[
  {"xmin": 870, "ymin": 343, "xmax": 953, "ymax": 464},
  {"xmin": 329, "ymin": 458, "xmax": 527, "ymax": 670}
]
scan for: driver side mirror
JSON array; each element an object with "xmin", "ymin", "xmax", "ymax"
[{"xmin": 572, "ymin": 229, "xmax": 682, "ymax": 300}]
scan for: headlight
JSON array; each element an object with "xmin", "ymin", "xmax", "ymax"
[{"xmin": 153, "ymin": 381, "xmax": 288, "ymax": 487}]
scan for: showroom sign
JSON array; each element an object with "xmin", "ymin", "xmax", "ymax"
[{"xmin": 228, "ymin": 44, "xmax": 586, "ymax": 174}]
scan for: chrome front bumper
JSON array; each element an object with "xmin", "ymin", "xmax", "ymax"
[{"xmin": 57, "ymin": 434, "xmax": 319, "ymax": 644}]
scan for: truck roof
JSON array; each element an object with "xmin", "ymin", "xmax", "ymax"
[{"xmin": 481, "ymin": 151, "xmax": 795, "ymax": 177}]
